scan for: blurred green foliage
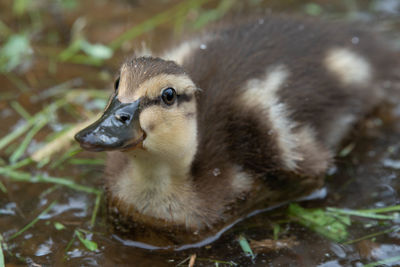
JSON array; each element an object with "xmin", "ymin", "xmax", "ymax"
[
  {"xmin": 0, "ymin": 34, "xmax": 32, "ymax": 72},
  {"xmin": 288, "ymin": 204, "xmax": 350, "ymax": 242}
]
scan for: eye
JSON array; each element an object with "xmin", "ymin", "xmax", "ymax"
[
  {"xmin": 114, "ymin": 77, "xmax": 120, "ymax": 91},
  {"xmin": 161, "ymin": 87, "xmax": 177, "ymax": 106}
]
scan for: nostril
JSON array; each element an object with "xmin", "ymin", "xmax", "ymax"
[
  {"xmin": 115, "ymin": 113, "xmax": 131, "ymax": 123},
  {"xmin": 74, "ymin": 132, "xmax": 83, "ymax": 142}
]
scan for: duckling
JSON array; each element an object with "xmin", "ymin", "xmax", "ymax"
[{"xmin": 75, "ymin": 15, "xmax": 399, "ymax": 246}]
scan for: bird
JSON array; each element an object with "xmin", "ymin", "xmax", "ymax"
[{"xmin": 75, "ymin": 15, "xmax": 399, "ymax": 247}]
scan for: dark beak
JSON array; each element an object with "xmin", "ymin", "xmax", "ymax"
[{"xmin": 75, "ymin": 96, "xmax": 144, "ymax": 152}]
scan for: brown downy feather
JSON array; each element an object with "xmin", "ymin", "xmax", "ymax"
[{"xmin": 101, "ymin": 15, "xmax": 399, "ymax": 246}]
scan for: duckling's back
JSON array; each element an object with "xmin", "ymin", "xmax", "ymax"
[
  {"xmin": 162, "ymin": 16, "xmax": 400, "ymax": 213},
  {"xmin": 164, "ymin": 16, "xmax": 397, "ymax": 178}
]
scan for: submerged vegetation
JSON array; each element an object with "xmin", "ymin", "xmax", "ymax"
[{"xmin": 1, "ymin": 0, "xmax": 400, "ymax": 266}]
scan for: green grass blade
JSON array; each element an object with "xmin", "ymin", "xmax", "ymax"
[
  {"xmin": 39, "ymin": 185, "xmax": 61, "ymax": 198},
  {"xmin": 0, "ymin": 122, "xmax": 32, "ymax": 151},
  {"xmin": 8, "ymin": 201, "xmax": 57, "ymax": 241},
  {"xmin": 288, "ymin": 204, "xmax": 349, "ymax": 242},
  {"xmin": 196, "ymin": 258, "xmax": 236, "ymax": 266},
  {"xmin": 10, "ymin": 101, "xmax": 31, "ymax": 120},
  {"xmin": 0, "ymin": 99, "xmax": 66, "ymax": 151},
  {"xmin": 64, "ymin": 234, "xmax": 76, "ymax": 256},
  {"xmin": 343, "ymin": 227, "xmax": 400, "ymax": 245},
  {"xmin": 0, "ymin": 234, "xmax": 4, "ymax": 267},
  {"xmin": 8, "ymin": 158, "xmax": 33, "ymax": 170},
  {"xmin": 237, "ymin": 235, "xmax": 255, "ymax": 259},
  {"xmin": 58, "ymin": 39, "xmax": 82, "ymax": 61},
  {"xmin": 68, "ymin": 158, "xmax": 104, "ymax": 165},
  {"xmin": 176, "ymin": 256, "xmax": 191, "ymax": 266},
  {"xmin": 192, "ymin": 0, "xmax": 236, "ymax": 29},
  {"xmin": 0, "ymin": 181, "xmax": 7, "ymax": 193},
  {"xmin": 54, "ymin": 222, "xmax": 66, "ymax": 231},
  {"xmin": 357, "ymin": 205, "xmax": 400, "ymax": 214},
  {"xmin": 5, "ymin": 73, "xmax": 30, "ymax": 92},
  {"xmin": 364, "ymin": 256, "xmax": 400, "ymax": 267},
  {"xmin": 90, "ymin": 193, "xmax": 101, "ymax": 227},
  {"xmin": 32, "ymin": 117, "xmax": 98, "ymax": 164},
  {"xmin": 75, "ymin": 230, "xmax": 98, "ymax": 251},
  {"xmin": 108, "ymin": 0, "xmax": 211, "ymax": 51},
  {"xmin": 0, "ymin": 167, "xmax": 101, "ymax": 195},
  {"xmin": 49, "ymin": 145, "xmax": 81, "ymax": 169},
  {"xmin": 60, "ymin": 54, "xmax": 104, "ymax": 66},
  {"xmin": 9, "ymin": 117, "xmax": 48, "ymax": 163},
  {"xmin": 327, "ymin": 207, "xmax": 397, "ymax": 220},
  {"xmin": 0, "ymin": 19, "xmax": 12, "ymax": 38}
]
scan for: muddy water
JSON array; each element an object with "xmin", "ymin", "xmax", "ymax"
[{"xmin": 1, "ymin": 0, "xmax": 400, "ymax": 266}]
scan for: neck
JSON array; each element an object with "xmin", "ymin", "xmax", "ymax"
[
  {"xmin": 106, "ymin": 148, "xmax": 208, "ymax": 229},
  {"xmin": 129, "ymin": 149, "xmax": 189, "ymax": 183}
]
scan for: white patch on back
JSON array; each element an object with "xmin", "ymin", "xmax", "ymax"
[
  {"xmin": 241, "ymin": 65, "xmax": 303, "ymax": 170},
  {"xmin": 324, "ymin": 114, "xmax": 356, "ymax": 148},
  {"xmin": 162, "ymin": 36, "xmax": 212, "ymax": 65},
  {"xmin": 133, "ymin": 42, "xmax": 152, "ymax": 57},
  {"xmin": 231, "ymin": 165, "xmax": 253, "ymax": 194},
  {"xmin": 324, "ymin": 48, "xmax": 372, "ymax": 86},
  {"xmin": 241, "ymin": 65, "xmax": 330, "ymax": 173},
  {"xmin": 295, "ymin": 125, "xmax": 331, "ymax": 175}
]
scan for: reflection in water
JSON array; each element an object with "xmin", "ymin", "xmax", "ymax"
[
  {"xmin": 35, "ymin": 238, "xmax": 53, "ymax": 257},
  {"xmin": 40, "ymin": 196, "xmax": 89, "ymax": 219},
  {"xmin": 370, "ymin": 244, "xmax": 400, "ymax": 264}
]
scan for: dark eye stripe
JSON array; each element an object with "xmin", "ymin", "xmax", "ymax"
[
  {"xmin": 139, "ymin": 93, "xmax": 193, "ymax": 110},
  {"xmin": 177, "ymin": 94, "xmax": 192, "ymax": 105},
  {"xmin": 140, "ymin": 97, "xmax": 161, "ymax": 109}
]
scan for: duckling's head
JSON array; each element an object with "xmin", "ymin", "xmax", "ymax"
[{"xmin": 75, "ymin": 57, "xmax": 198, "ymax": 163}]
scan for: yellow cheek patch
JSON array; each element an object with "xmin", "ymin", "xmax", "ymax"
[
  {"xmin": 139, "ymin": 103, "xmax": 195, "ymax": 135},
  {"xmin": 139, "ymin": 106, "xmax": 163, "ymax": 134},
  {"xmin": 139, "ymin": 102, "xmax": 197, "ymax": 158}
]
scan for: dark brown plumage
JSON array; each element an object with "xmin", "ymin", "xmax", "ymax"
[{"xmin": 76, "ymin": 15, "xmax": 399, "ymax": 248}]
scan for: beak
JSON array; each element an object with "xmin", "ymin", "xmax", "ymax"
[{"xmin": 75, "ymin": 96, "xmax": 144, "ymax": 152}]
